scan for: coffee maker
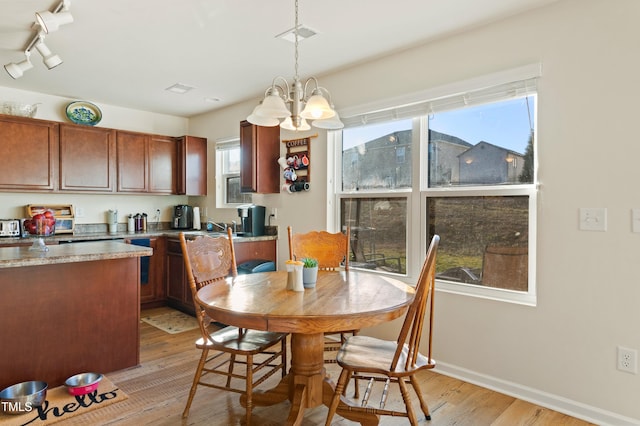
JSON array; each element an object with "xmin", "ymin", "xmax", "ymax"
[
  {"xmin": 237, "ymin": 204, "xmax": 265, "ymax": 237},
  {"xmin": 172, "ymin": 205, "xmax": 193, "ymax": 229}
]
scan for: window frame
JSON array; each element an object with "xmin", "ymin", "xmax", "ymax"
[
  {"xmin": 215, "ymin": 138, "xmax": 252, "ymax": 208},
  {"xmin": 333, "ymin": 65, "xmax": 540, "ymax": 305}
]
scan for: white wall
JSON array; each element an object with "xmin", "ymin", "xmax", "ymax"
[{"xmin": 190, "ymin": 0, "xmax": 640, "ymax": 423}]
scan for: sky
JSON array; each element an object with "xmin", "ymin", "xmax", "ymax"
[{"xmin": 343, "ymin": 96, "xmax": 535, "ymax": 154}]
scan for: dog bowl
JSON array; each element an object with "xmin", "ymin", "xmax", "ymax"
[
  {"xmin": 0, "ymin": 381, "xmax": 47, "ymax": 414},
  {"xmin": 64, "ymin": 373, "xmax": 103, "ymax": 396}
]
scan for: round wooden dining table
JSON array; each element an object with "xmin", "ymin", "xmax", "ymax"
[{"xmin": 196, "ymin": 269, "xmax": 415, "ymax": 425}]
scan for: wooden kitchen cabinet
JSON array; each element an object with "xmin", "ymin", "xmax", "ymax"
[
  {"xmin": 166, "ymin": 238, "xmax": 193, "ymax": 315},
  {"xmin": 117, "ymin": 131, "xmax": 177, "ymax": 193},
  {"xmin": 240, "ymin": 120, "xmax": 280, "ymax": 193},
  {"xmin": 176, "ymin": 135, "xmax": 207, "ymax": 195},
  {"xmin": 126, "ymin": 236, "xmax": 166, "ymax": 309},
  {"xmin": 59, "ymin": 123, "xmax": 116, "ymax": 192},
  {"xmin": 149, "ymin": 135, "xmax": 177, "ymax": 194},
  {"xmin": 0, "ymin": 114, "xmax": 59, "ymax": 191},
  {"xmin": 234, "ymin": 239, "xmax": 277, "ymax": 265},
  {"xmin": 117, "ymin": 131, "xmax": 147, "ymax": 192}
]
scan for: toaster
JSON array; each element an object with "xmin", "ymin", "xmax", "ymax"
[{"xmin": 0, "ymin": 219, "xmax": 21, "ymax": 237}]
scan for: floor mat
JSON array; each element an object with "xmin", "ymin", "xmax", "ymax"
[
  {"xmin": 141, "ymin": 309, "xmax": 199, "ymax": 334},
  {"xmin": 0, "ymin": 376, "xmax": 127, "ymax": 426}
]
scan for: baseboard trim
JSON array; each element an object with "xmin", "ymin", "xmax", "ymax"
[{"xmin": 434, "ymin": 362, "xmax": 639, "ymax": 426}]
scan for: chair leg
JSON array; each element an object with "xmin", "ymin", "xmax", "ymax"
[
  {"xmin": 226, "ymin": 353, "xmax": 236, "ymax": 388},
  {"xmin": 409, "ymin": 375, "xmax": 431, "ymax": 421},
  {"xmin": 281, "ymin": 338, "xmax": 287, "ymax": 378},
  {"xmin": 245, "ymin": 354, "xmax": 253, "ymax": 426},
  {"xmin": 344, "ymin": 332, "xmax": 359, "ymax": 399},
  {"xmin": 398, "ymin": 378, "xmax": 419, "ymax": 426},
  {"xmin": 325, "ymin": 368, "xmax": 350, "ymax": 426},
  {"xmin": 182, "ymin": 348, "xmax": 209, "ymax": 418}
]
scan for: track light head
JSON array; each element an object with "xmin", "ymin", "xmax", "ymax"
[
  {"xmin": 4, "ymin": 55, "xmax": 33, "ymax": 79},
  {"xmin": 35, "ymin": 10, "xmax": 73, "ymax": 33},
  {"xmin": 35, "ymin": 0, "xmax": 73, "ymax": 33},
  {"xmin": 34, "ymin": 38, "xmax": 63, "ymax": 69}
]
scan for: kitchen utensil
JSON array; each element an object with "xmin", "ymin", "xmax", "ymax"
[
  {"xmin": 64, "ymin": 372, "xmax": 103, "ymax": 396},
  {"xmin": 0, "ymin": 381, "xmax": 47, "ymax": 414},
  {"xmin": 107, "ymin": 209, "xmax": 118, "ymax": 234},
  {"xmin": 192, "ymin": 207, "xmax": 201, "ymax": 230}
]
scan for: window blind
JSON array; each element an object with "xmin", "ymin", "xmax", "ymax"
[{"xmin": 340, "ymin": 63, "xmax": 540, "ymax": 128}]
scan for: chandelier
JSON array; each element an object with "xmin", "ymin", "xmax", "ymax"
[{"xmin": 247, "ymin": 0, "xmax": 344, "ymax": 131}]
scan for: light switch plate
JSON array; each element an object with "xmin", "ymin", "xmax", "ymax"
[{"xmin": 579, "ymin": 208, "xmax": 607, "ymax": 231}]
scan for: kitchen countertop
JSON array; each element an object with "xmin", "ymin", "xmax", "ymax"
[
  {"xmin": 0, "ymin": 240, "xmax": 152, "ymax": 269},
  {"xmin": 0, "ymin": 229, "xmax": 278, "ymax": 246}
]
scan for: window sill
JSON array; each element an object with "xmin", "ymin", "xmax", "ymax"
[{"xmin": 436, "ymin": 279, "xmax": 536, "ymax": 306}]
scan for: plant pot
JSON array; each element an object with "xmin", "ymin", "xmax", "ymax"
[{"xmin": 302, "ymin": 266, "xmax": 318, "ymax": 288}]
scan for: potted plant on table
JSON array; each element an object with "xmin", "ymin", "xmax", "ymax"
[{"xmin": 301, "ymin": 257, "xmax": 318, "ymax": 288}]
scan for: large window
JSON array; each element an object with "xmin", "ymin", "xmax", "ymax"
[
  {"xmin": 340, "ymin": 120, "xmax": 412, "ymax": 275},
  {"xmin": 426, "ymin": 96, "xmax": 535, "ymax": 299},
  {"xmin": 337, "ymin": 71, "xmax": 537, "ymax": 304},
  {"xmin": 216, "ymin": 139, "xmax": 251, "ymax": 208}
]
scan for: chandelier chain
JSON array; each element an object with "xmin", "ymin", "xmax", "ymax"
[{"xmin": 294, "ymin": 0, "xmax": 299, "ymax": 81}]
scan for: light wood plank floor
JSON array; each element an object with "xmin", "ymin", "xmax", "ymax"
[{"xmin": 60, "ymin": 307, "xmax": 593, "ymax": 425}]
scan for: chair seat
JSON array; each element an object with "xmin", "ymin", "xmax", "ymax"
[
  {"xmin": 337, "ymin": 335, "xmax": 435, "ymax": 376},
  {"xmin": 196, "ymin": 326, "xmax": 287, "ymax": 354}
]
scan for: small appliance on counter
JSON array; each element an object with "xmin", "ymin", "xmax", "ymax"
[
  {"xmin": 0, "ymin": 219, "xmax": 21, "ymax": 237},
  {"xmin": 237, "ymin": 204, "xmax": 266, "ymax": 237},
  {"xmin": 106, "ymin": 209, "xmax": 118, "ymax": 234},
  {"xmin": 172, "ymin": 205, "xmax": 193, "ymax": 229}
]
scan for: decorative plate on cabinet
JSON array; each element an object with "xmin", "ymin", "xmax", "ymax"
[{"xmin": 65, "ymin": 101, "xmax": 102, "ymax": 126}]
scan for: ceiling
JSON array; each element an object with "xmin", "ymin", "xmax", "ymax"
[{"xmin": 0, "ymin": 0, "xmax": 558, "ymax": 118}]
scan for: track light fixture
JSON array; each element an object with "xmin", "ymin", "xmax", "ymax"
[
  {"xmin": 247, "ymin": 0, "xmax": 343, "ymax": 131},
  {"xmin": 4, "ymin": 53, "xmax": 34, "ymax": 80},
  {"xmin": 34, "ymin": 36, "xmax": 63, "ymax": 70},
  {"xmin": 35, "ymin": 0, "xmax": 73, "ymax": 34},
  {"xmin": 3, "ymin": 0, "xmax": 72, "ymax": 79}
]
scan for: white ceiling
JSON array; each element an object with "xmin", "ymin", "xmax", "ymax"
[{"xmin": 0, "ymin": 0, "xmax": 558, "ymax": 118}]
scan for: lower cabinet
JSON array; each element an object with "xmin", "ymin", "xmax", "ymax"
[
  {"xmin": 165, "ymin": 237, "xmax": 277, "ymax": 315},
  {"xmin": 125, "ymin": 237, "xmax": 166, "ymax": 309},
  {"xmin": 166, "ymin": 238, "xmax": 194, "ymax": 314}
]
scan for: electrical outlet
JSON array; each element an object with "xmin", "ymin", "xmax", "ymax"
[
  {"xmin": 617, "ymin": 346, "xmax": 638, "ymax": 374},
  {"xmin": 270, "ymin": 208, "xmax": 277, "ymax": 220},
  {"xmin": 75, "ymin": 207, "xmax": 85, "ymax": 218}
]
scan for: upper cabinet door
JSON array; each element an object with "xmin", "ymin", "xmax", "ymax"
[
  {"xmin": 176, "ymin": 135, "xmax": 207, "ymax": 196},
  {"xmin": 0, "ymin": 115, "xmax": 59, "ymax": 191},
  {"xmin": 149, "ymin": 135, "xmax": 177, "ymax": 194},
  {"xmin": 117, "ymin": 131, "xmax": 148, "ymax": 192},
  {"xmin": 59, "ymin": 124, "xmax": 116, "ymax": 192},
  {"xmin": 240, "ymin": 120, "xmax": 280, "ymax": 193}
]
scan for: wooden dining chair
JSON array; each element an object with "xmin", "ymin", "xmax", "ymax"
[
  {"xmin": 325, "ymin": 234, "xmax": 440, "ymax": 426},
  {"xmin": 179, "ymin": 229, "xmax": 288, "ymax": 425},
  {"xmin": 287, "ymin": 225, "xmax": 359, "ymax": 396}
]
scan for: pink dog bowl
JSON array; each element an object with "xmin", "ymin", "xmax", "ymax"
[{"xmin": 64, "ymin": 373, "xmax": 103, "ymax": 396}]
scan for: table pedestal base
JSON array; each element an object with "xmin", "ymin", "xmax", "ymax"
[{"xmin": 243, "ymin": 332, "xmax": 380, "ymax": 425}]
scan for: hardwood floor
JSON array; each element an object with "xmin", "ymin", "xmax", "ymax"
[{"xmin": 61, "ymin": 307, "xmax": 593, "ymax": 425}]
